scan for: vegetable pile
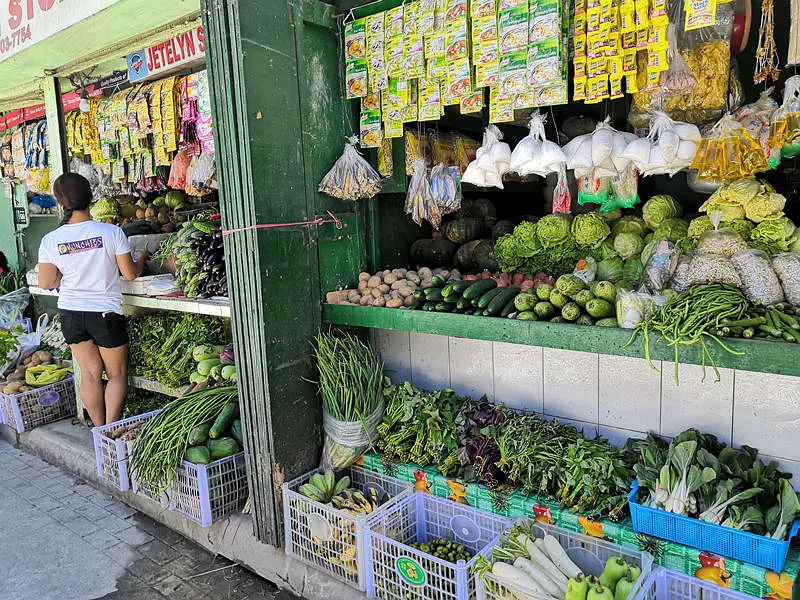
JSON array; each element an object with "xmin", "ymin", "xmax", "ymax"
[
  {"xmin": 477, "ymin": 522, "xmax": 643, "ymax": 600},
  {"xmin": 408, "ymin": 538, "xmax": 473, "ymax": 564},
  {"xmin": 514, "ymin": 274, "xmax": 618, "ymax": 325},
  {"xmin": 131, "ymin": 386, "xmax": 239, "ymax": 490},
  {"xmin": 629, "ymin": 429, "xmax": 800, "ymax": 540},
  {"xmin": 189, "ymin": 344, "xmax": 236, "ymax": 389},
  {"xmin": 1, "ymin": 350, "xmax": 69, "ymax": 395},
  {"xmin": 155, "ymin": 213, "xmax": 227, "ymax": 298}
]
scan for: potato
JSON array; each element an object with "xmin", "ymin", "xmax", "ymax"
[
  {"xmin": 367, "ymin": 275, "xmax": 382, "ymax": 288},
  {"xmin": 378, "ymin": 284, "xmax": 390, "ymax": 294},
  {"xmin": 386, "ymin": 298, "xmax": 403, "ymax": 308},
  {"xmin": 370, "ymin": 287, "xmax": 384, "ymax": 299},
  {"xmin": 391, "ymin": 268, "xmax": 407, "ymax": 279},
  {"xmin": 372, "ymin": 296, "xmax": 386, "ymax": 307},
  {"xmin": 397, "ymin": 286, "xmax": 413, "ymax": 298},
  {"xmin": 362, "ymin": 297, "xmax": 374, "ymax": 306},
  {"xmin": 358, "ymin": 272, "xmax": 371, "ymax": 282},
  {"xmin": 382, "ymin": 269, "xmax": 391, "ymax": 278},
  {"xmin": 438, "ymin": 269, "xmax": 450, "ymax": 280},
  {"xmin": 18, "ymin": 386, "xmax": 31, "ymax": 393},
  {"xmin": 384, "ymin": 273, "xmax": 397, "ymax": 285},
  {"xmin": 418, "ymin": 267, "xmax": 432, "ymax": 280},
  {"xmin": 405, "ymin": 281, "xmax": 417, "ymax": 290},
  {"xmin": 420, "ymin": 279, "xmax": 433, "ymax": 289},
  {"xmin": 360, "ymin": 295, "xmax": 372, "ymax": 306},
  {"xmin": 406, "ymin": 272, "xmax": 421, "ymax": 284},
  {"xmin": 8, "ymin": 372, "xmax": 23, "ymax": 382},
  {"xmin": 449, "ymin": 269, "xmax": 461, "ymax": 280},
  {"xmin": 403, "ymin": 295, "xmax": 415, "ymax": 307},
  {"xmin": 23, "ymin": 357, "xmax": 31, "ymax": 366},
  {"xmin": 358, "ymin": 280, "xmax": 368, "ymax": 292},
  {"xmin": 391, "ymin": 280, "xmax": 404, "ymax": 290},
  {"xmin": 347, "ymin": 293, "xmax": 361, "ymax": 304}
]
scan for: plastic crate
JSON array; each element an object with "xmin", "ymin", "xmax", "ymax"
[
  {"xmin": 0, "ymin": 376, "xmax": 76, "ymax": 434},
  {"xmin": 628, "ymin": 480, "xmax": 800, "ymax": 572},
  {"xmin": 92, "ymin": 410, "xmax": 161, "ymax": 491},
  {"xmin": 631, "ymin": 567, "xmax": 758, "ymax": 600},
  {"xmin": 170, "ymin": 452, "xmax": 249, "ymax": 527},
  {"xmin": 283, "ymin": 466, "xmax": 413, "ymax": 591},
  {"xmin": 365, "ymin": 492, "xmax": 512, "ymax": 600},
  {"xmin": 477, "ymin": 518, "xmax": 654, "ymax": 600}
]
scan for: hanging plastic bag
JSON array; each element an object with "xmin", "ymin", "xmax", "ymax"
[
  {"xmin": 644, "ymin": 239, "xmax": 679, "ymax": 291},
  {"xmin": 405, "ymin": 158, "xmax": 439, "ymax": 227},
  {"xmin": 552, "ymin": 163, "xmax": 571, "ymax": 214},
  {"xmin": 691, "ymin": 114, "xmax": 770, "ymax": 183},
  {"xmin": 168, "ymin": 149, "xmax": 192, "ymax": 190},
  {"xmin": 731, "ymin": 249, "xmax": 784, "ymax": 306},
  {"xmin": 573, "ymin": 257, "xmax": 597, "ymax": 283},
  {"xmin": 429, "ymin": 163, "xmax": 461, "ymax": 216},
  {"xmin": 772, "ymin": 252, "xmax": 800, "ymax": 305},
  {"xmin": 662, "ymin": 25, "xmax": 698, "ymax": 97},
  {"xmin": 318, "ymin": 136, "xmax": 382, "ymax": 200},
  {"xmin": 604, "ymin": 165, "xmax": 640, "ymax": 212},
  {"xmin": 734, "ymin": 88, "xmax": 781, "ymax": 168},
  {"xmin": 577, "ymin": 172, "xmax": 611, "ymax": 207},
  {"xmin": 509, "ymin": 112, "xmax": 566, "ymax": 176},
  {"xmin": 771, "ymin": 76, "xmax": 800, "ymax": 159},
  {"xmin": 0, "ymin": 289, "xmax": 30, "ymax": 326},
  {"xmin": 463, "ymin": 125, "xmax": 511, "ymax": 189}
]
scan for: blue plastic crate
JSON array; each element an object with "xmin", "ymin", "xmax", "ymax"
[
  {"xmin": 628, "ymin": 480, "xmax": 800, "ymax": 572},
  {"xmin": 631, "ymin": 567, "xmax": 758, "ymax": 600}
]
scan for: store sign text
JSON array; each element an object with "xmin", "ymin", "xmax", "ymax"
[
  {"xmin": 0, "ymin": 0, "xmax": 114, "ymax": 62},
  {"xmin": 127, "ymin": 26, "xmax": 205, "ymax": 83}
]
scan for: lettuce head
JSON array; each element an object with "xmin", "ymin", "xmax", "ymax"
[
  {"xmin": 537, "ymin": 214, "xmax": 574, "ymax": 249},
  {"xmin": 613, "ymin": 232, "xmax": 644, "ymax": 260},
  {"xmin": 611, "ymin": 215, "xmax": 648, "ymax": 237},
  {"xmin": 642, "ymin": 194, "xmax": 682, "ymax": 229},
  {"xmin": 653, "ymin": 218, "xmax": 689, "ymax": 244},
  {"xmin": 687, "ymin": 215, "xmax": 714, "ymax": 238},
  {"xmin": 571, "ymin": 212, "xmax": 611, "ymax": 248}
]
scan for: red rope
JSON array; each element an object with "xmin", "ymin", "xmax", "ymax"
[{"xmin": 222, "ymin": 210, "xmax": 343, "ymax": 236}]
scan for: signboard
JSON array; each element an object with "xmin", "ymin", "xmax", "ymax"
[
  {"xmin": 0, "ymin": 0, "xmax": 116, "ymax": 62},
  {"xmin": 22, "ymin": 103, "xmax": 44, "ymax": 121},
  {"xmin": 127, "ymin": 25, "xmax": 205, "ymax": 83},
  {"xmin": 94, "ymin": 70, "xmax": 128, "ymax": 92},
  {"xmin": 61, "ymin": 84, "xmax": 103, "ymax": 112},
  {"xmin": 4, "ymin": 109, "xmax": 21, "ymax": 128}
]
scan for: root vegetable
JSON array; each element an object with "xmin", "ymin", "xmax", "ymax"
[
  {"xmin": 360, "ymin": 295, "xmax": 372, "ymax": 306},
  {"xmin": 358, "ymin": 272, "xmax": 371, "ymax": 282},
  {"xmin": 386, "ymin": 298, "xmax": 403, "ymax": 308},
  {"xmin": 373, "ymin": 296, "xmax": 386, "ymax": 307},
  {"xmin": 418, "ymin": 267, "xmax": 433, "ymax": 280},
  {"xmin": 398, "ymin": 286, "xmax": 413, "ymax": 298},
  {"xmin": 384, "ymin": 273, "xmax": 397, "ymax": 285},
  {"xmin": 391, "ymin": 280, "xmax": 404, "ymax": 290},
  {"xmin": 371, "ymin": 287, "xmax": 384, "ymax": 299},
  {"xmin": 367, "ymin": 275, "xmax": 382, "ymax": 288},
  {"xmin": 392, "ymin": 268, "xmax": 407, "ymax": 278},
  {"xmin": 403, "ymin": 295, "xmax": 415, "ymax": 307},
  {"xmin": 358, "ymin": 280, "xmax": 368, "ymax": 292},
  {"xmin": 347, "ymin": 293, "xmax": 361, "ymax": 303},
  {"xmin": 421, "ymin": 280, "xmax": 433, "ymax": 289},
  {"xmin": 378, "ymin": 284, "xmax": 390, "ymax": 294}
]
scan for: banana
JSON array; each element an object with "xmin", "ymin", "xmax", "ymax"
[
  {"xmin": 323, "ymin": 471, "xmax": 336, "ymax": 497},
  {"xmin": 299, "ymin": 483, "xmax": 326, "ymax": 503},
  {"xmin": 330, "ymin": 496, "xmax": 344, "ymax": 509},
  {"xmin": 333, "ymin": 475, "xmax": 350, "ymax": 496},
  {"xmin": 342, "ymin": 490, "xmax": 354, "ymax": 502},
  {"xmin": 368, "ymin": 487, "xmax": 379, "ymax": 508},
  {"xmin": 309, "ymin": 474, "xmax": 328, "ymax": 496}
]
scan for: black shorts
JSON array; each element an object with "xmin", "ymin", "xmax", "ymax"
[{"xmin": 59, "ymin": 310, "xmax": 129, "ymax": 348}]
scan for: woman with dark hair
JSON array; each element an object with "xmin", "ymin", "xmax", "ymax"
[{"xmin": 37, "ymin": 173, "xmax": 147, "ymax": 426}]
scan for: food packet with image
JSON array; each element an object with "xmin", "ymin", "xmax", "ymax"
[
  {"xmin": 734, "ymin": 88, "xmax": 781, "ymax": 169},
  {"xmin": 318, "ymin": 136, "xmax": 382, "ymax": 200},
  {"xmin": 577, "ymin": 171, "xmax": 611, "ymax": 207},
  {"xmin": 730, "ymin": 249, "xmax": 784, "ymax": 306},
  {"xmin": 644, "ymin": 239, "xmax": 679, "ymax": 291}
]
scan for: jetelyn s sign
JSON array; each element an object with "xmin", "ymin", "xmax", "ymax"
[
  {"xmin": 0, "ymin": 0, "xmax": 115, "ymax": 62},
  {"xmin": 127, "ymin": 25, "xmax": 205, "ymax": 83}
]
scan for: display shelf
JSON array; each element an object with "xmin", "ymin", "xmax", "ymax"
[
  {"xmin": 323, "ymin": 303, "xmax": 800, "ymax": 378},
  {"xmin": 29, "ymin": 287, "xmax": 231, "ymax": 318},
  {"xmin": 129, "ymin": 376, "xmax": 188, "ymax": 398}
]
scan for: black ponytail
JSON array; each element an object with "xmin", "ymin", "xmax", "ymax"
[{"xmin": 53, "ymin": 173, "xmax": 92, "ymax": 225}]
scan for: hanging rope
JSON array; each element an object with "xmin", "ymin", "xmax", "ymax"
[{"xmin": 222, "ymin": 210, "xmax": 343, "ymax": 236}]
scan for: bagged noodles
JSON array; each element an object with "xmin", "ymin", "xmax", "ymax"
[{"xmin": 319, "ymin": 136, "xmax": 382, "ymax": 200}]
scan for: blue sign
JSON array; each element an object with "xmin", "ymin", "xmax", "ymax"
[{"xmin": 127, "ymin": 50, "xmax": 149, "ymax": 83}]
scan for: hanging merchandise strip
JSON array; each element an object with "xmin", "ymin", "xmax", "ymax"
[
  {"xmin": 222, "ymin": 211, "xmax": 344, "ymax": 237},
  {"xmin": 754, "ymin": 0, "xmax": 781, "ymax": 84}
]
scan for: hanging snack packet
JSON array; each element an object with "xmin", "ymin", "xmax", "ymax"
[
  {"xmin": 604, "ymin": 165, "xmax": 640, "ymax": 211},
  {"xmin": 691, "ymin": 114, "xmax": 770, "ymax": 183},
  {"xmin": 577, "ymin": 171, "xmax": 611, "ymax": 207},
  {"xmin": 405, "ymin": 158, "xmax": 439, "ymax": 227},
  {"xmin": 318, "ymin": 136, "xmax": 382, "ymax": 200}
]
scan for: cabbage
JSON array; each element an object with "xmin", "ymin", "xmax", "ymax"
[
  {"xmin": 493, "ymin": 234, "xmax": 524, "ymax": 272},
  {"xmin": 744, "ymin": 191, "xmax": 786, "ymax": 223},
  {"xmin": 687, "ymin": 215, "xmax": 714, "ymax": 238},
  {"xmin": 600, "ymin": 208, "xmax": 623, "ymax": 222},
  {"xmin": 90, "ymin": 197, "xmax": 120, "ymax": 221},
  {"xmin": 701, "ymin": 203, "xmax": 747, "ymax": 222},
  {"xmin": 623, "ymin": 257, "xmax": 644, "ymax": 283},
  {"xmin": 613, "ymin": 232, "xmax": 644, "ymax": 260},
  {"xmin": 642, "ymin": 194, "xmax": 682, "ymax": 229},
  {"xmin": 537, "ymin": 214, "xmax": 574, "ymax": 249},
  {"xmin": 597, "ymin": 239, "xmax": 618, "ymax": 260},
  {"xmin": 653, "ymin": 218, "xmax": 689, "ymax": 243},
  {"xmin": 611, "ymin": 215, "xmax": 648, "ymax": 237},
  {"xmin": 571, "ymin": 212, "xmax": 611, "ymax": 248},
  {"xmin": 165, "ymin": 190, "xmax": 186, "ymax": 209},
  {"xmin": 596, "ymin": 256, "xmax": 624, "ymax": 282},
  {"xmin": 749, "ymin": 217, "xmax": 797, "ymax": 255},
  {"xmin": 513, "ymin": 221, "xmax": 541, "ymax": 257},
  {"xmin": 641, "ymin": 241, "xmax": 656, "ymax": 264},
  {"xmin": 724, "ymin": 219, "xmax": 755, "ymax": 240},
  {"xmin": 790, "ymin": 231, "xmax": 800, "ymax": 252}
]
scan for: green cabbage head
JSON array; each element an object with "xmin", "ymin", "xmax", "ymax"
[
  {"xmin": 571, "ymin": 212, "xmax": 611, "ymax": 248},
  {"xmin": 537, "ymin": 214, "xmax": 574, "ymax": 249},
  {"xmin": 613, "ymin": 232, "xmax": 644, "ymax": 260},
  {"xmin": 642, "ymin": 194, "xmax": 682, "ymax": 229}
]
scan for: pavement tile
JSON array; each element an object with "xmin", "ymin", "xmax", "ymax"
[
  {"xmin": 86, "ymin": 528, "xmax": 123, "ymax": 551},
  {"xmin": 45, "ymin": 484, "xmax": 76, "ymax": 499},
  {"xmin": 137, "ymin": 539, "xmax": 181, "ymax": 566},
  {"xmin": 97, "ymin": 513, "xmax": 134, "ymax": 534},
  {"xmin": 153, "ymin": 574, "xmax": 211, "ymax": 600},
  {"xmin": 106, "ymin": 502, "xmax": 137, "ymax": 519},
  {"xmin": 115, "ymin": 525, "xmax": 154, "ymax": 547},
  {"xmin": 50, "ymin": 506, "xmax": 80, "ymax": 523},
  {"xmin": 133, "ymin": 517, "xmax": 185, "ymax": 545},
  {"xmin": 126, "ymin": 556, "xmax": 175, "ymax": 587},
  {"xmin": 104, "ymin": 541, "xmax": 144, "ymax": 567},
  {"xmin": 63, "ymin": 514, "xmax": 101, "ymax": 537},
  {"xmin": 75, "ymin": 501, "xmax": 112, "ymax": 520}
]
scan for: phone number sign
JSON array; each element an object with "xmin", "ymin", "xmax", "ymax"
[{"xmin": 0, "ymin": 0, "xmax": 115, "ymax": 61}]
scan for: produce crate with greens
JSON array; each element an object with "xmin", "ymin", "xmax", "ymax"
[
  {"xmin": 475, "ymin": 519, "xmax": 652, "ymax": 600},
  {"xmin": 365, "ymin": 492, "xmax": 512, "ymax": 600},
  {"xmin": 626, "ymin": 429, "xmax": 800, "ymax": 571},
  {"xmin": 283, "ymin": 465, "xmax": 412, "ymax": 591}
]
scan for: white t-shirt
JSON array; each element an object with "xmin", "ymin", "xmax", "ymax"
[{"xmin": 38, "ymin": 220, "xmax": 131, "ymax": 314}]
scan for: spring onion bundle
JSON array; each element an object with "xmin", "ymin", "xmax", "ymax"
[
  {"xmin": 131, "ymin": 386, "xmax": 238, "ymax": 491},
  {"xmin": 314, "ymin": 330, "xmax": 384, "ymax": 471}
]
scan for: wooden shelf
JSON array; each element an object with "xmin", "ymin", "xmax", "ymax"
[
  {"xmin": 323, "ymin": 303, "xmax": 800, "ymax": 378},
  {"xmin": 129, "ymin": 375, "xmax": 188, "ymax": 398}
]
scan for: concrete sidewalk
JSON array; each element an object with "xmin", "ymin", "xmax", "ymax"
[{"xmin": 0, "ymin": 438, "xmax": 296, "ymax": 600}]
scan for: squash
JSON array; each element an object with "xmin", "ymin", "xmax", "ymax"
[
  {"xmin": 409, "ymin": 239, "xmax": 456, "ymax": 268},
  {"xmin": 443, "ymin": 217, "xmax": 483, "ymax": 244},
  {"xmin": 492, "ymin": 220, "xmax": 516, "ymax": 241},
  {"xmin": 464, "ymin": 197, "xmax": 497, "ymax": 219},
  {"xmin": 454, "ymin": 240, "xmax": 482, "ymax": 272},
  {"xmin": 472, "ymin": 239, "xmax": 498, "ymax": 272}
]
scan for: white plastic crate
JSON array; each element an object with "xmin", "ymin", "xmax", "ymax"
[
  {"xmin": 170, "ymin": 452, "xmax": 249, "ymax": 527},
  {"xmin": 283, "ymin": 466, "xmax": 413, "ymax": 591},
  {"xmin": 631, "ymin": 567, "xmax": 758, "ymax": 600},
  {"xmin": 477, "ymin": 518, "xmax": 654, "ymax": 600},
  {"xmin": 92, "ymin": 410, "xmax": 161, "ymax": 491},
  {"xmin": 0, "ymin": 377, "xmax": 76, "ymax": 434},
  {"xmin": 365, "ymin": 492, "xmax": 513, "ymax": 600}
]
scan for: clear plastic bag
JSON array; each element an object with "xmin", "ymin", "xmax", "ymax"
[
  {"xmin": 463, "ymin": 125, "xmax": 511, "ymax": 189},
  {"xmin": 318, "ymin": 136, "xmax": 382, "ymax": 200},
  {"xmin": 552, "ymin": 163, "xmax": 571, "ymax": 214},
  {"xmin": 730, "ymin": 249, "xmax": 784, "ymax": 306},
  {"xmin": 320, "ymin": 400, "xmax": 385, "ymax": 472},
  {"xmin": 577, "ymin": 172, "xmax": 611, "ymax": 207},
  {"xmin": 663, "ymin": 26, "xmax": 698, "ymax": 97},
  {"xmin": 645, "ymin": 239, "xmax": 679, "ymax": 291},
  {"xmin": 509, "ymin": 112, "xmax": 565, "ymax": 177},
  {"xmin": 605, "ymin": 165, "xmax": 640, "ymax": 211},
  {"xmin": 167, "ymin": 149, "xmax": 192, "ymax": 190},
  {"xmin": 429, "ymin": 163, "xmax": 461, "ymax": 216},
  {"xmin": 688, "ymin": 254, "xmax": 742, "ymax": 287},
  {"xmin": 573, "ymin": 257, "xmax": 597, "ymax": 283},
  {"xmin": 670, "ymin": 255, "xmax": 693, "ymax": 292},
  {"xmin": 0, "ymin": 289, "xmax": 30, "ymax": 326},
  {"xmin": 771, "ymin": 252, "xmax": 800, "ymax": 305},
  {"xmin": 695, "ymin": 211, "xmax": 748, "ymax": 257},
  {"xmin": 616, "ymin": 287, "xmax": 666, "ymax": 329},
  {"xmin": 691, "ymin": 114, "xmax": 770, "ymax": 183},
  {"xmin": 405, "ymin": 158, "xmax": 439, "ymax": 228}
]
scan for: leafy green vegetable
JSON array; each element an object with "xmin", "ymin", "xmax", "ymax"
[
  {"xmin": 537, "ymin": 214, "xmax": 574, "ymax": 249},
  {"xmin": 653, "ymin": 218, "xmax": 689, "ymax": 244},
  {"xmin": 571, "ymin": 212, "xmax": 611, "ymax": 248},
  {"xmin": 613, "ymin": 232, "xmax": 644, "ymax": 260},
  {"xmin": 642, "ymin": 195, "xmax": 682, "ymax": 229},
  {"xmin": 687, "ymin": 215, "xmax": 714, "ymax": 238},
  {"xmin": 766, "ymin": 479, "xmax": 800, "ymax": 540},
  {"xmin": 611, "ymin": 215, "xmax": 648, "ymax": 237},
  {"xmin": 623, "ymin": 257, "xmax": 644, "ymax": 284},
  {"xmin": 597, "ymin": 256, "xmax": 624, "ymax": 282},
  {"xmin": 749, "ymin": 217, "xmax": 797, "ymax": 255},
  {"xmin": 724, "ymin": 219, "xmax": 755, "ymax": 240}
]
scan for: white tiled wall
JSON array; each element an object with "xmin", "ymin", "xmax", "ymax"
[{"xmin": 371, "ymin": 329, "xmax": 800, "ymax": 489}]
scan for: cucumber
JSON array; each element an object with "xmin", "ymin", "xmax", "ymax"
[
  {"xmin": 207, "ymin": 437, "xmax": 240, "ymax": 460},
  {"xmin": 430, "ymin": 275, "xmax": 446, "ymax": 287},
  {"xmin": 423, "ymin": 301, "xmax": 437, "ymax": 311},
  {"xmin": 424, "ymin": 288, "xmax": 444, "ymax": 301},
  {"xmin": 185, "ymin": 446, "xmax": 211, "ymax": 464},
  {"xmin": 477, "ymin": 287, "xmax": 504, "ymax": 309},
  {"xmin": 209, "ymin": 402, "xmax": 240, "ymax": 439},
  {"xmin": 435, "ymin": 302, "xmax": 453, "ymax": 312},
  {"xmin": 231, "ymin": 419, "xmax": 243, "ymax": 445},
  {"xmin": 501, "ymin": 298, "xmax": 517, "ymax": 318},
  {"xmin": 487, "ymin": 286, "xmax": 520, "ymax": 315},
  {"xmin": 443, "ymin": 280, "xmax": 472, "ymax": 297},
  {"xmin": 443, "ymin": 294, "xmax": 460, "ymax": 304},
  {"xmin": 413, "ymin": 289, "xmax": 425, "ymax": 300},
  {"xmin": 188, "ymin": 422, "xmax": 211, "ymax": 446},
  {"xmin": 456, "ymin": 296, "xmax": 470, "ymax": 310},
  {"xmin": 462, "ymin": 279, "xmax": 497, "ymax": 299}
]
